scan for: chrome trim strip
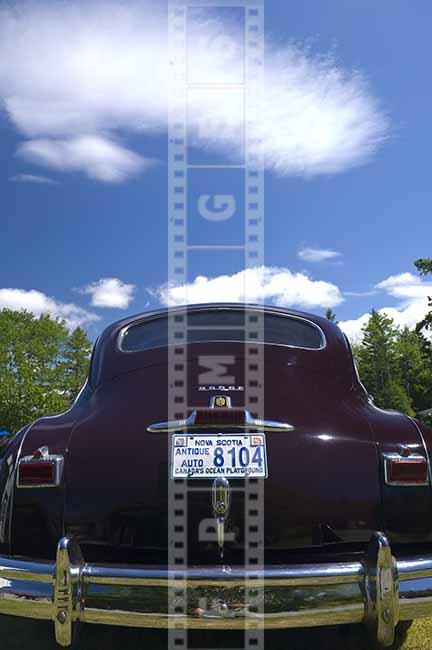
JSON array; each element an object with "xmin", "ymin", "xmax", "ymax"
[
  {"xmin": 81, "ymin": 605, "xmax": 365, "ymax": 630},
  {"xmin": 0, "ymin": 556, "xmax": 55, "ymax": 583},
  {"xmin": 147, "ymin": 410, "xmax": 294, "ymax": 433},
  {"xmin": 1, "ymin": 536, "xmax": 432, "ymax": 644},
  {"xmin": 83, "ymin": 562, "xmax": 363, "ymax": 587}
]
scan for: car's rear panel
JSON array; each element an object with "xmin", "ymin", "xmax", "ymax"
[
  {"xmin": 7, "ymin": 307, "xmax": 432, "ymax": 564},
  {"xmin": 60, "ymin": 343, "xmax": 418, "ymax": 564}
]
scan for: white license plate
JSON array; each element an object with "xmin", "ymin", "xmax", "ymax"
[{"xmin": 171, "ymin": 434, "xmax": 268, "ymax": 479}]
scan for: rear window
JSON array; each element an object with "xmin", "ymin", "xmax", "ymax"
[{"xmin": 120, "ymin": 309, "xmax": 325, "ymax": 352}]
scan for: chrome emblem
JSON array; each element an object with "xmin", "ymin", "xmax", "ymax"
[
  {"xmin": 209, "ymin": 394, "xmax": 232, "ymax": 409},
  {"xmin": 198, "ymin": 385, "xmax": 244, "ymax": 392},
  {"xmin": 212, "ymin": 477, "xmax": 231, "ymax": 559}
]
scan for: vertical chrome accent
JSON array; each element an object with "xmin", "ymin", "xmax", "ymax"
[
  {"xmin": 53, "ymin": 538, "xmax": 84, "ymax": 647},
  {"xmin": 212, "ymin": 478, "xmax": 231, "ymax": 559},
  {"xmin": 364, "ymin": 532, "xmax": 399, "ymax": 648}
]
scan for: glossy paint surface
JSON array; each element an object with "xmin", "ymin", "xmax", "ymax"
[{"xmin": 4, "ymin": 305, "xmax": 432, "ymax": 562}]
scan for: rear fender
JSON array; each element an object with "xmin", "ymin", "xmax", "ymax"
[
  {"xmin": 0, "ymin": 425, "xmax": 32, "ymax": 554},
  {"xmin": 369, "ymin": 407, "xmax": 432, "ymax": 541},
  {"xmin": 7, "ymin": 388, "xmax": 92, "ymax": 559},
  {"xmin": 411, "ymin": 418, "xmax": 432, "ymax": 466}
]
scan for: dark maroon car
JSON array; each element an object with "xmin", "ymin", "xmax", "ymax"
[{"xmin": 1, "ymin": 304, "xmax": 432, "ymax": 648}]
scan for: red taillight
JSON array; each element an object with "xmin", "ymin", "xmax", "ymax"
[
  {"xmin": 385, "ymin": 455, "xmax": 429, "ymax": 486},
  {"xmin": 17, "ymin": 455, "xmax": 63, "ymax": 488}
]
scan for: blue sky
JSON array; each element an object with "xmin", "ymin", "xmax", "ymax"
[{"xmin": 1, "ymin": 0, "xmax": 431, "ymax": 340}]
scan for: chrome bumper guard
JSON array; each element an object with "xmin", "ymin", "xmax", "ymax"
[{"xmin": 1, "ymin": 533, "xmax": 432, "ymax": 647}]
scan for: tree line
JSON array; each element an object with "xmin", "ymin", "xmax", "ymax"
[
  {"xmin": 327, "ymin": 258, "xmax": 432, "ymax": 424},
  {"xmin": 0, "ymin": 310, "xmax": 92, "ymax": 433}
]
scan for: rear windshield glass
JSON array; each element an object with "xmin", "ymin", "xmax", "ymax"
[{"xmin": 120, "ymin": 309, "xmax": 324, "ymax": 352}]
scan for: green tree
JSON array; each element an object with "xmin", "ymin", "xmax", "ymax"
[
  {"xmin": 0, "ymin": 310, "xmax": 91, "ymax": 433},
  {"xmin": 415, "ymin": 257, "xmax": 432, "ymax": 332},
  {"xmin": 395, "ymin": 327, "xmax": 432, "ymax": 413},
  {"xmin": 415, "ymin": 258, "xmax": 432, "ymax": 275},
  {"xmin": 355, "ymin": 310, "xmax": 414, "ymax": 415},
  {"xmin": 62, "ymin": 327, "xmax": 92, "ymax": 402},
  {"xmin": 325, "ymin": 308, "xmax": 338, "ymax": 323}
]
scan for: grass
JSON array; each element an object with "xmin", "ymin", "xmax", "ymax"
[{"xmin": 403, "ymin": 619, "xmax": 432, "ymax": 649}]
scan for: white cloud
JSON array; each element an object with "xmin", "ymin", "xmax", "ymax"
[
  {"xmin": 339, "ymin": 313, "xmax": 371, "ymax": 343},
  {"xmin": 340, "ymin": 272, "xmax": 432, "ymax": 343},
  {"xmin": 298, "ymin": 246, "xmax": 342, "ymax": 263},
  {"xmin": 81, "ymin": 277, "xmax": 136, "ymax": 308},
  {"xmin": 375, "ymin": 273, "xmax": 421, "ymax": 290},
  {"xmin": 154, "ymin": 266, "xmax": 344, "ymax": 310},
  {"xmin": 375, "ymin": 273, "xmax": 430, "ymax": 299},
  {"xmin": 344, "ymin": 290, "xmax": 377, "ymax": 297},
  {"xmin": 0, "ymin": 288, "xmax": 99, "ymax": 330},
  {"xmin": 256, "ymin": 46, "xmax": 389, "ymax": 176},
  {"xmin": 0, "ymin": 1, "xmax": 389, "ymax": 179},
  {"xmin": 16, "ymin": 136, "xmax": 153, "ymax": 183},
  {"xmin": 9, "ymin": 173, "xmax": 57, "ymax": 184}
]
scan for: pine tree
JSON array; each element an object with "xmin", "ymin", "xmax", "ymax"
[
  {"xmin": 395, "ymin": 327, "xmax": 432, "ymax": 412},
  {"xmin": 355, "ymin": 310, "xmax": 414, "ymax": 415},
  {"xmin": 325, "ymin": 308, "xmax": 338, "ymax": 323},
  {"xmin": 415, "ymin": 258, "xmax": 432, "ymax": 331}
]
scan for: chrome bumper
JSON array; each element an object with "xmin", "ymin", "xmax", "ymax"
[{"xmin": 1, "ymin": 534, "xmax": 432, "ymax": 647}]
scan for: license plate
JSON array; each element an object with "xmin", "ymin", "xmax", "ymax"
[{"xmin": 171, "ymin": 434, "xmax": 268, "ymax": 479}]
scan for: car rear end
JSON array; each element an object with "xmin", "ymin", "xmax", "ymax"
[{"xmin": 2, "ymin": 305, "xmax": 432, "ymax": 648}]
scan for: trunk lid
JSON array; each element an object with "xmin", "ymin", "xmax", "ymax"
[{"xmin": 64, "ymin": 343, "xmax": 384, "ymax": 563}]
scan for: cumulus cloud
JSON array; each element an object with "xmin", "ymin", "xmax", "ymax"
[
  {"xmin": 340, "ymin": 272, "xmax": 432, "ymax": 343},
  {"xmin": 298, "ymin": 246, "xmax": 342, "ymax": 263},
  {"xmin": 9, "ymin": 173, "xmax": 57, "ymax": 184},
  {"xmin": 0, "ymin": 288, "xmax": 99, "ymax": 330},
  {"xmin": 154, "ymin": 266, "xmax": 344, "ymax": 310},
  {"xmin": 375, "ymin": 273, "xmax": 431, "ymax": 299},
  {"xmin": 16, "ymin": 136, "xmax": 153, "ymax": 183},
  {"xmin": 81, "ymin": 277, "xmax": 136, "ymax": 308},
  {"xmin": 0, "ymin": 1, "xmax": 389, "ymax": 179}
]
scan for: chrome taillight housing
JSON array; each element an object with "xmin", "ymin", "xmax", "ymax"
[
  {"xmin": 17, "ymin": 446, "xmax": 64, "ymax": 488},
  {"xmin": 384, "ymin": 453, "xmax": 429, "ymax": 487}
]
